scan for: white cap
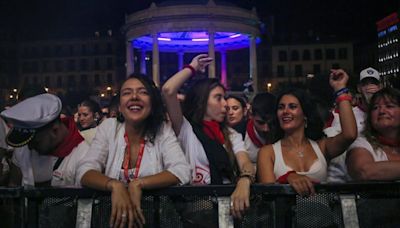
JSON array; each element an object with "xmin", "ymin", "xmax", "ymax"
[
  {"xmin": 0, "ymin": 94, "xmax": 62, "ymax": 147},
  {"xmin": 360, "ymin": 67, "xmax": 380, "ymax": 82}
]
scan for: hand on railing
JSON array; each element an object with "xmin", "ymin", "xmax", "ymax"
[
  {"xmin": 230, "ymin": 177, "xmax": 251, "ymax": 219},
  {"xmin": 287, "ymin": 173, "xmax": 317, "ymax": 197},
  {"xmin": 128, "ymin": 179, "xmax": 145, "ymax": 228},
  {"xmin": 109, "ymin": 180, "xmax": 133, "ymax": 228}
]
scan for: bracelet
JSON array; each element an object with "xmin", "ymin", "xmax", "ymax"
[
  {"xmin": 238, "ymin": 173, "xmax": 255, "ymax": 184},
  {"xmin": 335, "ymin": 94, "xmax": 352, "ymax": 104},
  {"xmin": 277, "ymin": 171, "xmax": 296, "ymax": 184},
  {"xmin": 333, "ymin": 87, "xmax": 349, "ymax": 98},
  {"xmin": 104, "ymin": 178, "xmax": 115, "ymax": 191},
  {"xmin": 183, "ymin": 64, "xmax": 196, "ymax": 76}
]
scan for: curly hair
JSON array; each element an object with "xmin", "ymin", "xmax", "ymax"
[
  {"xmin": 275, "ymin": 88, "xmax": 325, "ymax": 141},
  {"xmin": 118, "ymin": 74, "xmax": 166, "ymax": 144},
  {"xmin": 363, "ymin": 87, "xmax": 400, "ymax": 149}
]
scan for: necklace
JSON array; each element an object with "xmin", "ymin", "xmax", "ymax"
[{"xmin": 297, "ymin": 151, "xmax": 305, "ymax": 158}]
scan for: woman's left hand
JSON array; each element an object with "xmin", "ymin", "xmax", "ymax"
[
  {"xmin": 230, "ymin": 177, "xmax": 251, "ymax": 219},
  {"xmin": 329, "ymin": 69, "xmax": 349, "ymax": 92},
  {"xmin": 128, "ymin": 180, "xmax": 146, "ymax": 228}
]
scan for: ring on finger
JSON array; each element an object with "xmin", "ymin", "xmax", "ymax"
[
  {"xmin": 230, "ymin": 201, "xmax": 234, "ymax": 208},
  {"xmin": 121, "ymin": 212, "xmax": 127, "ymax": 218}
]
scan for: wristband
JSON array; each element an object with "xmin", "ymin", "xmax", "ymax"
[
  {"xmin": 333, "ymin": 87, "xmax": 349, "ymax": 98},
  {"xmin": 277, "ymin": 171, "xmax": 296, "ymax": 184},
  {"xmin": 104, "ymin": 178, "xmax": 115, "ymax": 191},
  {"xmin": 238, "ymin": 173, "xmax": 255, "ymax": 184},
  {"xmin": 335, "ymin": 94, "xmax": 352, "ymax": 104},
  {"xmin": 183, "ymin": 64, "xmax": 196, "ymax": 76}
]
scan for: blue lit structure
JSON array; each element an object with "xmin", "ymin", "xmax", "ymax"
[{"xmin": 123, "ymin": 0, "xmax": 261, "ymax": 91}]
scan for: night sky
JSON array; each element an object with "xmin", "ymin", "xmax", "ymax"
[{"xmin": 1, "ymin": 0, "xmax": 399, "ymax": 42}]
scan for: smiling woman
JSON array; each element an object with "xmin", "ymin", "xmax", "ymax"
[{"xmin": 77, "ymin": 74, "xmax": 191, "ymax": 228}]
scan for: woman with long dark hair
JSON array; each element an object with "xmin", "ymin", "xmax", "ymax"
[
  {"xmin": 77, "ymin": 74, "xmax": 191, "ymax": 228},
  {"xmin": 258, "ymin": 69, "xmax": 357, "ymax": 196},
  {"xmin": 162, "ymin": 54, "xmax": 255, "ymax": 220}
]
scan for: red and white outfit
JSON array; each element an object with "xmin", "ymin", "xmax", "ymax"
[{"xmin": 178, "ymin": 117, "xmax": 247, "ymax": 185}]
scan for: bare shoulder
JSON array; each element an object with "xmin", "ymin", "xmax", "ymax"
[{"xmin": 259, "ymin": 144, "xmax": 275, "ymax": 159}]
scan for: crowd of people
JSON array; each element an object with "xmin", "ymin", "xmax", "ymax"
[{"xmin": 0, "ymin": 54, "xmax": 399, "ymax": 227}]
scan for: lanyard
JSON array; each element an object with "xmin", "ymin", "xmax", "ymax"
[{"xmin": 123, "ymin": 133, "xmax": 145, "ymax": 182}]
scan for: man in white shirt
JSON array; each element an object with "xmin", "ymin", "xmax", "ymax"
[
  {"xmin": 1, "ymin": 94, "xmax": 90, "ymax": 186},
  {"xmin": 326, "ymin": 67, "xmax": 382, "ymax": 183}
]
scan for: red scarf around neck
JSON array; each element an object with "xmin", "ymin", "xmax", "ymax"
[
  {"xmin": 377, "ymin": 135, "xmax": 400, "ymax": 147},
  {"xmin": 53, "ymin": 117, "xmax": 84, "ymax": 158},
  {"xmin": 202, "ymin": 120, "xmax": 225, "ymax": 145},
  {"xmin": 246, "ymin": 119, "xmax": 263, "ymax": 148}
]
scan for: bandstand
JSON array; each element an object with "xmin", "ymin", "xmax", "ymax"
[{"xmin": 123, "ymin": 0, "xmax": 261, "ymax": 91}]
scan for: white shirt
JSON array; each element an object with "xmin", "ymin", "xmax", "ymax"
[
  {"xmin": 244, "ymin": 126, "xmax": 265, "ymax": 164},
  {"xmin": 325, "ymin": 106, "xmax": 366, "ymax": 183},
  {"xmin": 178, "ymin": 117, "xmax": 247, "ymax": 185},
  {"xmin": 273, "ymin": 139, "xmax": 328, "ymax": 182},
  {"xmin": 12, "ymin": 141, "xmax": 90, "ymax": 187},
  {"xmin": 76, "ymin": 118, "xmax": 191, "ymax": 186}
]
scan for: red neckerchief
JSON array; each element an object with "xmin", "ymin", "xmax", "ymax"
[
  {"xmin": 122, "ymin": 132, "xmax": 145, "ymax": 182},
  {"xmin": 324, "ymin": 112, "xmax": 335, "ymax": 128},
  {"xmin": 202, "ymin": 120, "xmax": 225, "ymax": 145},
  {"xmin": 53, "ymin": 117, "xmax": 84, "ymax": 158},
  {"xmin": 246, "ymin": 119, "xmax": 263, "ymax": 148},
  {"xmin": 377, "ymin": 136, "xmax": 400, "ymax": 147}
]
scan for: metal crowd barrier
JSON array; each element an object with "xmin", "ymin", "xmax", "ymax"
[{"xmin": 1, "ymin": 182, "xmax": 400, "ymax": 228}]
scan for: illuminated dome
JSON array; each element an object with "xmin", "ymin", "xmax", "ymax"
[{"xmin": 123, "ymin": 0, "xmax": 261, "ymax": 90}]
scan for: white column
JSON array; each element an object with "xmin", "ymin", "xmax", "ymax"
[
  {"xmin": 220, "ymin": 50, "xmax": 227, "ymax": 88},
  {"xmin": 152, "ymin": 32, "xmax": 160, "ymax": 86},
  {"xmin": 178, "ymin": 51, "xmax": 184, "ymax": 71},
  {"xmin": 126, "ymin": 41, "xmax": 134, "ymax": 77},
  {"xmin": 249, "ymin": 34, "xmax": 258, "ymax": 93},
  {"xmin": 208, "ymin": 30, "xmax": 216, "ymax": 78},
  {"xmin": 140, "ymin": 49, "xmax": 147, "ymax": 75}
]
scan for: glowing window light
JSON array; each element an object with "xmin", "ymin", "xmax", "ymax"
[
  {"xmin": 158, "ymin": 37, "xmax": 171, "ymax": 41},
  {"xmin": 192, "ymin": 38, "xmax": 209, "ymax": 41},
  {"xmin": 229, "ymin": 34, "xmax": 241, "ymax": 38}
]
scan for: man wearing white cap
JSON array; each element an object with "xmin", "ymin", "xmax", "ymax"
[
  {"xmin": 0, "ymin": 93, "xmax": 90, "ymax": 186},
  {"xmin": 326, "ymin": 67, "xmax": 382, "ymax": 183}
]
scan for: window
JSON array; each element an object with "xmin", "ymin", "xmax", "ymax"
[
  {"xmin": 80, "ymin": 59, "xmax": 88, "ymax": 71},
  {"xmin": 67, "ymin": 59, "xmax": 76, "ymax": 71},
  {"xmin": 278, "ymin": 51, "xmax": 287, "ymax": 61},
  {"xmin": 69, "ymin": 45, "xmax": 74, "ymax": 56},
  {"xmin": 94, "ymin": 74, "xmax": 100, "ymax": 86},
  {"xmin": 94, "ymin": 44, "xmax": 99, "ymax": 55},
  {"xmin": 81, "ymin": 44, "xmax": 87, "ymax": 55},
  {"xmin": 94, "ymin": 58, "xmax": 100, "ymax": 70},
  {"xmin": 81, "ymin": 74, "xmax": 88, "ymax": 85},
  {"xmin": 338, "ymin": 48, "xmax": 347, "ymax": 59},
  {"xmin": 313, "ymin": 64, "xmax": 321, "ymax": 75},
  {"xmin": 107, "ymin": 58, "xmax": 113, "ymax": 70},
  {"xmin": 294, "ymin": 65, "xmax": 303, "ymax": 77},
  {"xmin": 106, "ymin": 42, "xmax": 113, "ymax": 54},
  {"xmin": 55, "ymin": 60, "xmax": 63, "ymax": 72},
  {"xmin": 68, "ymin": 75, "xmax": 76, "ymax": 87},
  {"xmin": 57, "ymin": 76, "xmax": 62, "ymax": 87},
  {"xmin": 326, "ymin": 49, "xmax": 336, "ymax": 60},
  {"xmin": 45, "ymin": 76, "xmax": 50, "ymax": 86},
  {"xmin": 277, "ymin": 65, "xmax": 285, "ymax": 77},
  {"xmin": 314, "ymin": 49, "xmax": 322, "ymax": 60},
  {"xmin": 302, "ymin": 50, "xmax": 311, "ymax": 60},
  {"xmin": 291, "ymin": 50, "xmax": 299, "ymax": 61},
  {"xmin": 107, "ymin": 73, "xmax": 113, "ymax": 84},
  {"xmin": 42, "ymin": 60, "xmax": 48, "ymax": 72}
]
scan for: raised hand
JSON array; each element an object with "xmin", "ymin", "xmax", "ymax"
[
  {"xmin": 329, "ymin": 69, "xmax": 349, "ymax": 92},
  {"xmin": 189, "ymin": 54, "xmax": 213, "ymax": 73}
]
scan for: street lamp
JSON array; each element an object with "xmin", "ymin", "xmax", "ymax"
[
  {"xmin": 267, "ymin": 83, "xmax": 272, "ymax": 92},
  {"xmin": 106, "ymin": 86, "xmax": 112, "ymax": 91}
]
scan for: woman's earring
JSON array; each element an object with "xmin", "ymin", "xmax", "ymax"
[{"xmin": 304, "ymin": 117, "xmax": 308, "ymax": 129}]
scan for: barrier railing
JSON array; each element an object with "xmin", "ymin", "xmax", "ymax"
[{"xmin": 1, "ymin": 182, "xmax": 400, "ymax": 228}]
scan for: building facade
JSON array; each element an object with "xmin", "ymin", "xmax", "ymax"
[
  {"xmin": 377, "ymin": 12, "xmax": 399, "ymax": 88},
  {"xmin": 270, "ymin": 42, "xmax": 354, "ymax": 91}
]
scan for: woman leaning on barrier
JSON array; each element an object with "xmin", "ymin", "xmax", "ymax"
[
  {"xmin": 77, "ymin": 74, "xmax": 191, "ymax": 228},
  {"xmin": 346, "ymin": 87, "xmax": 400, "ymax": 181},
  {"xmin": 162, "ymin": 54, "xmax": 255, "ymax": 220},
  {"xmin": 257, "ymin": 69, "xmax": 357, "ymax": 196}
]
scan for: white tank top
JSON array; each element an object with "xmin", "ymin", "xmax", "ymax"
[{"xmin": 273, "ymin": 139, "xmax": 328, "ymax": 182}]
